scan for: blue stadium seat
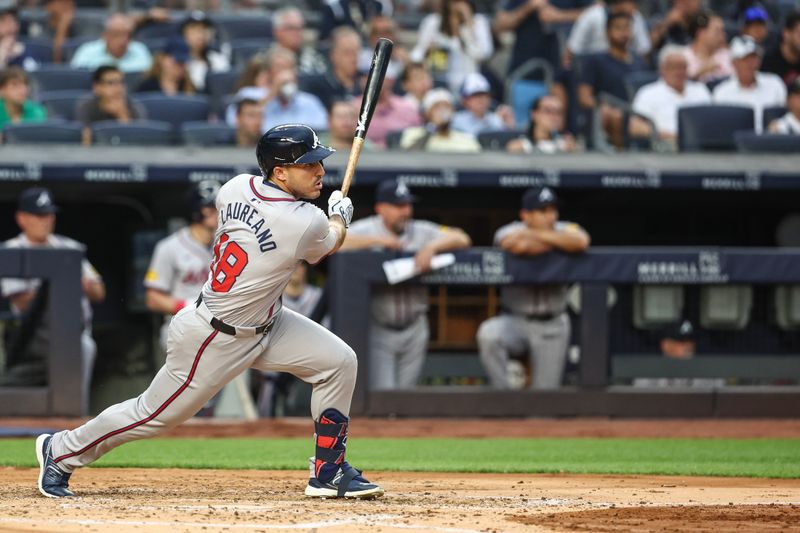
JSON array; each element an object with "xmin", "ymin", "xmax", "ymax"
[
  {"xmin": 39, "ymin": 90, "xmax": 93, "ymax": 121},
  {"xmin": 763, "ymin": 105, "xmax": 788, "ymax": 130},
  {"xmin": 61, "ymin": 37, "xmax": 94, "ymax": 63},
  {"xmin": 678, "ymin": 105, "xmax": 755, "ymax": 152},
  {"xmin": 385, "ymin": 130, "xmax": 404, "ymax": 150},
  {"xmin": 132, "ymin": 94, "xmax": 211, "ymax": 129},
  {"xmin": 477, "ymin": 130, "xmax": 524, "ymax": 151},
  {"xmin": 213, "ymin": 15, "xmax": 272, "ymax": 42},
  {"xmin": 29, "ymin": 66, "xmax": 93, "ymax": 93},
  {"xmin": 624, "ymin": 70, "xmax": 659, "ymax": 101},
  {"xmin": 506, "ymin": 59, "xmax": 552, "ymax": 128},
  {"xmin": 125, "ymin": 71, "xmax": 145, "ymax": 93},
  {"xmin": 91, "ymin": 120, "xmax": 175, "ymax": 146},
  {"xmin": 734, "ymin": 132, "xmax": 800, "ymax": 153},
  {"xmin": 140, "ymin": 37, "xmax": 169, "ymax": 54},
  {"xmin": 231, "ymin": 39, "xmax": 270, "ymax": 68},
  {"xmin": 134, "ymin": 21, "xmax": 181, "ymax": 41},
  {"xmin": 206, "ymin": 69, "xmax": 243, "ymax": 116},
  {"xmin": 180, "ymin": 122, "xmax": 236, "ymax": 146},
  {"xmin": 3, "ymin": 121, "xmax": 83, "ymax": 144},
  {"xmin": 21, "ymin": 39, "xmax": 53, "ymax": 63}
]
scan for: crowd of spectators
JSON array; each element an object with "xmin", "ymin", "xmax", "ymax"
[{"xmin": 0, "ymin": 0, "xmax": 798, "ymax": 152}]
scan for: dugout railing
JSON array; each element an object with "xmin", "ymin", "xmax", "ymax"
[{"xmin": 329, "ymin": 248, "xmax": 800, "ymax": 418}]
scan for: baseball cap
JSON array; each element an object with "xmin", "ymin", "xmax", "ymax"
[
  {"xmin": 663, "ymin": 320, "xmax": 695, "ymax": 341},
  {"xmin": 375, "ymin": 179, "xmax": 416, "ymax": 205},
  {"xmin": 164, "ymin": 37, "xmax": 190, "ymax": 64},
  {"xmin": 18, "ymin": 187, "xmax": 58, "ymax": 214},
  {"xmin": 182, "ymin": 10, "xmax": 212, "ymax": 30},
  {"xmin": 421, "ymin": 88, "xmax": 454, "ymax": 113},
  {"xmin": 742, "ymin": 6, "xmax": 768, "ymax": 24},
  {"xmin": 521, "ymin": 186, "xmax": 558, "ymax": 211},
  {"xmin": 460, "ymin": 72, "xmax": 491, "ymax": 98},
  {"xmin": 729, "ymin": 35, "xmax": 762, "ymax": 60}
]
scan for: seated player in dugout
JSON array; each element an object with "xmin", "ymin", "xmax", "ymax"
[
  {"xmin": 340, "ymin": 179, "xmax": 472, "ymax": 390},
  {"xmin": 477, "ymin": 187, "xmax": 590, "ymax": 390}
]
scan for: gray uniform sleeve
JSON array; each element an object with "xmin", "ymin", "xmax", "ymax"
[
  {"xmin": 410, "ymin": 220, "xmax": 454, "ymax": 249},
  {"xmin": 493, "ymin": 222, "xmax": 520, "ymax": 246},
  {"xmin": 297, "ymin": 206, "xmax": 338, "ymax": 264},
  {"xmin": 144, "ymin": 240, "xmax": 176, "ymax": 293}
]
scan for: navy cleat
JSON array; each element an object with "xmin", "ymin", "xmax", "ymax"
[
  {"xmin": 35, "ymin": 434, "xmax": 75, "ymax": 498},
  {"xmin": 304, "ymin": 457, "xmax": 384, "ymax": 499}
]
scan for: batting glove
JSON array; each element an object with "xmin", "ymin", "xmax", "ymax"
[{"xmin": 328, "ymin": 190, "xmax": 354, "ymax": 228}]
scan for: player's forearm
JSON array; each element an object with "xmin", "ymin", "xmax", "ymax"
[
  {"xmin": 340, "ymin": 233, "xmax": 386, "ymax": 250},
  {"xmin": 537, "ymin": 229, "xmax": 591, "ymax": 252},
  {"xmin": 499, "ymin": 230, "xmax": 553, "ymax": 255},
  {"xmin": 427, "ymin": 229, "xmax": 472, "ymax": 254},
  {"xmin": 328, "ymin": 217, "xmax": 347, "ymax": 253},
  {"xmin": 145, "ymin": 289, "xmax": 186, "ymax": 315},
  {"xmin": 9, "ymin": 292, "xmax": 35, "ymax": 312},
  {"xmin": 84, "ymin": 280, "xmax": 106, "ymax": 303}
]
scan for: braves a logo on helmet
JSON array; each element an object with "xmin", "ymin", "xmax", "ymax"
[{"xmin": 539, "ymin": 187, "xmax": 555, "ymax": 203}]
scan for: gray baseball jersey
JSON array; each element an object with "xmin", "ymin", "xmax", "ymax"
[
  {"xmin": 283, "ymin": 284, "xmax": 323, "ymax": 318},
  {"xmin": 51, "ymin": 174, "xmax": 357, "ymax": 472},
  {"xmin": 348, "ymin": 215, "xmax": 451, "ymax": 327},
  {"xmin": 494, "ymin": 221, "xmax": 580, "ymax": 316},
  {"xmin": 144, "ymin": 227, "xmax": 212, "ymax": 304}
]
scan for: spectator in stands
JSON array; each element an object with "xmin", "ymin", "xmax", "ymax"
[
  {"xmin": 0, "ymin": 66, "xmax": 45, "ymax": 128},
  {"xmin": 410, "ymin": 0, "xmax": 493, "ymax": 92},
  {"xmin": 71, "ymin": 13, "xmax": 152, "ymax": 73},
  {"xmin": 399, "ymin": 87, "xmax": 481, "ymax": 152},
  {"xmin": 577, "ymin": 12, "xmax": 647, "ymax": 148},
  {"xmin": 0, "ymin": 4, "xmax": 38, "ymax": 70},
  {"xmin": 77, "ymin": 65, "xmax": 146, "ymax": 145},
  {"xmin": 41, "ymin": 0, "xmax": 76, "ymax": 63},
  {"xmin": 322, "ymin": 99, "xmax": 377, "ymax": 151},
  {"xmin": 342, "ymin": 179, "xmax": 472, "ymax": 390},
  {"xmin": 136, "ymin": 38, "xmax": 196, "ymax": 95},
  {"xmin": 739, "ymin": 4, "xmax": 769, "ymax": 46},
  {"xmin": 233, "ymin": 52, "xmax": 270, "ymax": 94},
  {"xmin": 272, "ymin": 7, "xmax": 327, "ymax": 76},
  {"xmin": 712, "ymin": 36, "xmax": 786, "ymax": 132},
  {"xmin": 260, "ymin": 47, "xmax": 327, "ymax": 132},
  {"xmin": 768, "ymin": 77, "xmax": 800, "ymax": 134},
  {"xmin": 494, "ymin": 0, "xmax": 588, "ymax": 77},
  {"xmin": 452, "ymin": 72, "xmax": 514, "ymax": 136},
  {"xmin": 650, "ymin": 0, "xmax": 702, "ymax": 51},
  {"xmin": 302, "ymin": 26, "xmax": 362, "ymax": 109},
  {"xmin": 566, "ymin": 0, "xmax": 651, "ymax": 59},
  {"xmin": 507, "ymin": 95, "xmax": 577, "ymax": 153},
  {"xmin": 477, "ymin": 186, "xmax": 589, "ymax": 390},
  {"xmin": 400, "ymin": 62, "xmax": 433, "ymax": 110},
  {"xmin": 630, "ymin": 45, "xmax": 711, "ymax": 144},
  {"xmin": 1, "ymin": 187, "xmax": 105, "ymax": 414},
  {"xmin": 181, "ymin": 11, "xmax": 230, "ymax": 92},
  {"xmin": 358, "ymin": 16, "xmax": 408, "ymax": 80},
  {"xmin": 318, "ymin": 0, "xmax": 391, "ymax": 42},
  {"xmin": 355, "ymin": 64, "xmax": 421, "ymax": 148},
  {"xmin": 762, "ymin": 11, "xmax": 800, "ymax": 86},
  {"xmin": 234, "ymin": 98, "xmax": 262, "ymax": 147},
  {"xmin": 684, "ymin": 10, "xmax": 733, "ymax": 83}
]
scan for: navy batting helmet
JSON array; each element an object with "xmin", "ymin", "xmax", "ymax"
[{"xmin": 256, "ymin": 124, "xmax": 335, "ymax": 178}]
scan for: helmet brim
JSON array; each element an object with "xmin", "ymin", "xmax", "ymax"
[{"xmin": 295, "ymin": 144, "xmax": 335, "ymax": 164}]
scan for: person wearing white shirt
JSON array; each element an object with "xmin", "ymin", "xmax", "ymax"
[
  {"xmin": 631, "ymin": 44, "xmax": 711, "ymax": 143},
  {"xmin": 451, "ymin": 72, "xmax": 514, "ymax": 135},
  {"xmin": 409, "ymin": 0, "xmax": 493, "ymax": 92},
  {"xmin": 768, "ymin": 77, "xmax": 800, "ymax": 135},
  {"xmin": 712, "ymin": 36, "xmax": 786, "ymax": 132},
  {"xmin": 566, "ymin": 0, "xmax": 651, "ymax": 57}
]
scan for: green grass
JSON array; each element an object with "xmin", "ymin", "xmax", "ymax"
[{"xmin": 2, "ymin": 438, "xmax": 798, "ymax": 478}]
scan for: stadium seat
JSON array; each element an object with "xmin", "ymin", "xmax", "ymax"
[
  {"xmin": 134, "ymin": 21, "xmax": 181, "ymax": 41},
  {"xmin": 700, "ymin": 286, "xmax": 753, "ymax": 330},
  {"xmin": 39, "ymin": 90, "xmax": 93, "ymax": 121},
  {"xmin": 141, "ymin": 37, "xmax": 169, "ymax": 54},
  {"xmin": 132, "ymin": 94, "xmax": 211, "ymax": 129},
  {"xmin": 91, "ymin": 120, "xmax": 174, "ymax": 146},
  {"xmin": 124, "ymin": 71, "xmax": 145, "ymax": 93},
  {"xmin": 677, "ymin": 105, "xmax": 755, "ymax": 152},
  {"xmin": 29, "ymin": 66, "xmax": 93, "ymax": 94},
  {"xmin": 762, "ymin": 105, "xmax": 787, "ymax": 129},
  {"xmin": 734, "ymin": 132, "xmax": 800, "ymax": 153},
  {"xmin": 213, "ymin": 15, "xmax": 272, "ymax": 42},
  {"xmin": 3, "ymin": 121, "xmax": 83, "ymax": 144},
  {"xmin": 385, "ymin": 130, "xmax": 404, "ymax": 150},
  {"xmin": 231, "ymin": 39, "xmax": 271, "ymax": 68},
  {"xmin": 60, "ymin": 37, "xmax": 94, "ymax": 63},
  {"xmin": 477, "ymin": 130, "xmax": 524, "ymax": 151},
  {"xmin": 624, "ymin": 70, "xmax": 659, "ymax": 101},
  {"xmin": 506, "ymin": 58, "xmax": 552, "ymax": 128},
  {"xmin": 181, "ymin": 122, "xmax": 236, "ymax": 146},
  {"xmin": 775, "ymin": 285, "xmax": 800, "ymax": 330},
  {"xmin": 632, "ymin": 286, "xmax": 684, "ymax": 329},
  {"xmin": 206, "ymin": 69, "xmax": 243, "ymax": 116},
  {"xmin": 21, "ymin": 38, "xmax": 53, "ymax": 63}
]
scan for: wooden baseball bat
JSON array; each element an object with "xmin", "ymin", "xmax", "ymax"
[{"xmin": 340, "ymin": 38, "xmax": 393, "ymax": 197}]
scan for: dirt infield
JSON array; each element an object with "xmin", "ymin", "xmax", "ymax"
[
  {"xmin": 1, "ymin": 418, "xmax": 799, "ymax": 531},
  {"xmin": 1, "ymin": 469, "xmax": 799, "ymax": 532}
]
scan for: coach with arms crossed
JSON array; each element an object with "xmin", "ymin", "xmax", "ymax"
[{"xmin": 477, "ymin": 187, "xmax": 589, "ymax": 389}]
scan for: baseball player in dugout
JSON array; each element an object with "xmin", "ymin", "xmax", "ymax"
[
  {"xmin": 341, "ymin": 179, "xmax": 472, "ymax": 390},
  {"xmin": 35, "ymin": 124, "xmax": 384, "ymax": 500},
  {"xmin": 144, "ymin": 180, "xmax": 220, "ymax": 355},
  {"xmin": 1, "ymin": 188, "xmax": 105, "ymax": 415},
  {"xmin": 477, "ymin": 187, "xmax": 590, "ymax": 389}
]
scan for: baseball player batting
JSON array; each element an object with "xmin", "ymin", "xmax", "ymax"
[{"xmin": 35, "ymin": 124, "xmax": 383, "ymax": 500}]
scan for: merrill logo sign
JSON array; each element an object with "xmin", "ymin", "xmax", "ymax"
[
  {"xmin": 637, "ymin": 251, "xmax": 729, "ymax": 284},
  {"xmin": 422, "ymin": 251, "xmax": 511, "ymax": 284}
]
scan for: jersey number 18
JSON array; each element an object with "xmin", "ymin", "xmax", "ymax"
[{"xmin": 210, "ymin": 233, "xmax": 249, "ymax": 293}]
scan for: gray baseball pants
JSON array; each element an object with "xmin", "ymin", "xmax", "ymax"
[{"xmin": 369, "ymin": 315, "xmax": 429, "ymax": 390}]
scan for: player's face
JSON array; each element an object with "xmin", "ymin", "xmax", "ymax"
[
  {"xmin": 277, "ymin": 161, "xmax": 325, "ymax": 200},
  {"xmin": 376, "ymin": 202, "xmax": 413, "ymax": 234},
  {"xmin": 16, "ymin": 212, "xmax": 55, "ymax": 243},
  {"xmin": 200, "ymin": 206, "xmax": 218, "ymax": 231},
  {"xmin": 521, "ymin": 205, "xmax": 558, "ymax": 230}
]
